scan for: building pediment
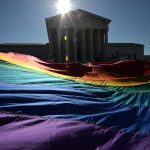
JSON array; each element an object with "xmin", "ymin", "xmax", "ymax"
[{"xmin": 46, "ymin": 9, "xmax": 111, "ymax": 29}]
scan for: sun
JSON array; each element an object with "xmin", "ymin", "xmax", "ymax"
[{"xmin": 55, "ymin": 0, "xmax": 72, "ymax": 14}]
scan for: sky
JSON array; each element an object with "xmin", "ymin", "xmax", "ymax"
[{"xmin": 0, "ymin": 0, "xmax": 150, "ymax": 54}]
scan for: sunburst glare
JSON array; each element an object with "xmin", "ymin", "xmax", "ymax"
[{"xmin": 55, "ymin": 0, "xmax": 72, "ymax": 14}]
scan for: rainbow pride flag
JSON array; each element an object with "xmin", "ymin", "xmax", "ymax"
[{"xmin": 0, "ymin": 52, "xmax": 150, "ymax": 150}]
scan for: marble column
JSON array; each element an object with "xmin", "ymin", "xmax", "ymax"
[
  {"xmin": 65, "ymin": 29, "xmax": 69, "ymax": 62},
  {"xmin": 81, "ymin": 29, "xmax": 86, "ymax": 62},
  {"xmin": 97, "ymin": 29, "xmax": 101, "ymax": 54},
  {"xmin": 73, "ymin": 29, "xmax": 78, "ymax": 62},
  {"xmin": 89, "ymin": 29, "xmax": 94, "ymax": 62},
  {"xmin": 104, "ymin": 29, "xmax": 108, "ymax": 59},
  {"xmin": 48, "ymin": 29, "xmax": 53, "ymax": 61},
  {"xmin": 105, "ymin": 29, "xmax": 108, "ymax": 44},
  {"xmin": 57, "ymin": 29, "xmax": 62, "ymax": 62},
  {"xmin": 101, "ymin": 30, "xmax": 105, "ymax": 57}
]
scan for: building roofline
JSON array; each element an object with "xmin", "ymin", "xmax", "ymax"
[
  {"xmin": 107, "ymin": 43, "xmax": 144, "ymax": 47},
  {"xmin": 77, "ymin": 9, "xmax": 111, "ymax": 22},
  {"xmin": 45, "ymin": 9, "xmax": 111, "ymax": 23},
  {"xmin": 0, "ymin": 43, "xmax": 47, "ymax": 46}
]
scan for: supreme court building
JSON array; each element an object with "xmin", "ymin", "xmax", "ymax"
[{"xmin": 46, "ymin": 9, "xmax": 110, "ymax": 62}]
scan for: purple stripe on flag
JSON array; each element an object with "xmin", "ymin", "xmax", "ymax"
[{"xmin": 0, "ymin": 111, "xmax": 150, "ymax": 150}]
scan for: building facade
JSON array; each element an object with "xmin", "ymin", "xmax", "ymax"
[
  {"xmin": 144, "ymin": 55, "xmax": 150, "ymax": 62},
  {"xmin": 0, "ymin": 43, "xmax": 52, "ymax": 61},
  {"xmin": 106, "ymin": 43, "xmax": 144, "ymax": 61},
  {"xmin": 46, "ymin": 9, "xmax": 111, "ymax": 63}
]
